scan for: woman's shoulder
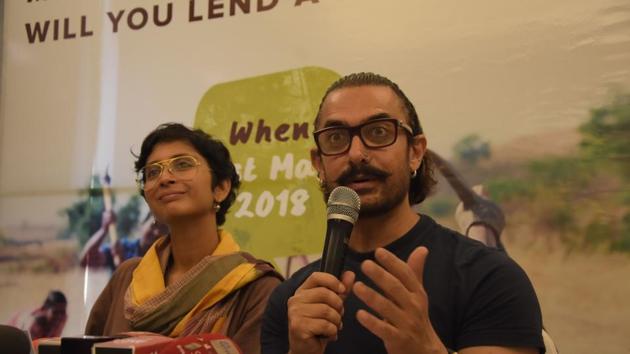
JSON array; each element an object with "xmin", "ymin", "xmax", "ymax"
[
  {"xmin": 116, "ymin": 256, "xmax": 141, "ymax": 273},
  {"xmin": 238, "ymin": 255, "xmax": 284, "ymax": 301},
  {"xmin": 239, "ymin": 252, "xmax": 284, "ymax": 279},
  {"xmin": 248, "ymin": 273, "xmax": 283, "ymax": 294},
  {"xmin": 109, "ymin": 257, "xmax": 142, "ymax": 286}
]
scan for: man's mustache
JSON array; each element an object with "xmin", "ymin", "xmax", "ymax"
[{"xmin": 336, "ymin": 163, "xmax": 391, "ymax": 186}]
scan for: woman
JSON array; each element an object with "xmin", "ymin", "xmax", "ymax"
[{"xmin": 85, "ymin": 123, "xmax": 282, "ymax": 353}]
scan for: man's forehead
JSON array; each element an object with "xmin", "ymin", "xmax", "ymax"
[{"xmin": 319, "ymin": 85, "xmax": 406, "ymax": 124}]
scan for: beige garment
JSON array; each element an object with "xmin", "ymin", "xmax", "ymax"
[{"xmin": 85, "ymin": 257, "xmax": 282, "ymax": 354}]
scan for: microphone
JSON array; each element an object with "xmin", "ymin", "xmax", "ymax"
[{"xmin": 320, "ymin": 186, "xmax": 361, "ymax": 278}]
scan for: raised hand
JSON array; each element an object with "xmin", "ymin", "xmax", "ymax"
[
  {"xmin": 353, "ymin": 247, "xmax": 446, "ymax": 354},
  {"xmin": 101, "ymin": 209, "xmax": 117, "ymax": 230}
]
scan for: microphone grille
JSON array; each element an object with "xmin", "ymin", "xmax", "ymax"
[{"xmin": 327, "ymin": 186, "xmax": 361, "ymax": 224}]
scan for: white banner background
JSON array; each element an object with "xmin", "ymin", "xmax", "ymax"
[{"xmin": 1, "ymin": 1, "xmax": 630, "ymax": 352}]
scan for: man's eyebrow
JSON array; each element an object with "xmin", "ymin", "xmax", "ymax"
[
  {"xmin": 321, "ymin": 113, "xmax": 392, "ymax": 128},
  {"xmin": 365, "ymin": 113, "xmax": 391, "ymax": 121},
  {"xmin": 322, "ymin": 119, "xmax": 346, "ymax": 128}
]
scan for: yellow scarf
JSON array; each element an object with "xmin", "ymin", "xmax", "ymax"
[{"xmin": 125, "ymin": 230, "xmax": 264, "ymax": 337}]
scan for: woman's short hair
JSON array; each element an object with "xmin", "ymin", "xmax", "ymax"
[{"xmin": 134, "ymin": 123, "xmax": 241, "ymax": 226}]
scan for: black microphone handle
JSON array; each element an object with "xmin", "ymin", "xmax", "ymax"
[{"xmin": 320, "ymin": 218, "xmax": 354, "ymax": 278}]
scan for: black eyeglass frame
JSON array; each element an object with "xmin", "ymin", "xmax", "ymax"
[{"xmin": 313, "ymin": 117, "xmax": 415, "ymax": 156}]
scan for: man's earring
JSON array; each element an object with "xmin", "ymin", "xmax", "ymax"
[{"xmin": 411, "ymin": 159, "xmax": 424, "ymax": 178}]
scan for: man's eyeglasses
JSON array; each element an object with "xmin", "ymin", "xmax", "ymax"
[
  {"xmin": 136, "ymin": 155, "xmax": 201, "ymax": 191},
  {"xmin": 313, "ymin": 118, "xmax": 415, "ymax": 156}
]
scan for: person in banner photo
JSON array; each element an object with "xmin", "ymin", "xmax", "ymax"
[
  {"xmin": 85, "ymin": 123, "xmax": 283, "ymax": 354},
  {"xmin": 8, "ymin": 290, "xmax": 68, "ymax": 340},
  {"xmin": 79, "ymin": 209, "xmax": 168, "ymax": 272},
  {"xmin": 261, "ymin": 73, "xmax": 544, "ymax": 354}
]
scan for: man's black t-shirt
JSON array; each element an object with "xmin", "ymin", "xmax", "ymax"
[{"xmin": 261, "ymin": 215, "xmax": 544, "ymax": 354}]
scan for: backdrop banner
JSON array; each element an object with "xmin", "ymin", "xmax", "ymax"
[{"xmin": 1, "ymin": 1, "xmax": 629, "ymax": 352}]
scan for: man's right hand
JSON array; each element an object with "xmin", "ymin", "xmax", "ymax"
[{"xmin": 287, "ymin": 271, "xmax": 355, "ymax": 354}]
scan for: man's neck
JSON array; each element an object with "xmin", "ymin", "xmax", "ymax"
[{"xmin": 348, "ymin": 202, "xmax": 420, "ymax": 253}]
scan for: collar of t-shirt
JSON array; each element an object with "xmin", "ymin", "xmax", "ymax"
[{"xmin": 345, "ymin": 214, "xmax": 436, "ymax": 263}]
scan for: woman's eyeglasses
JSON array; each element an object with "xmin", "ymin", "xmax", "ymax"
[{"xmin": 137, "ymin": 155, "xmax": 201, "ymax": 191}]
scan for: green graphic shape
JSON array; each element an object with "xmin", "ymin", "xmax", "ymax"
[{"xmin": 194, "ymin": 67, "xmax": 340, "ymax": 260}]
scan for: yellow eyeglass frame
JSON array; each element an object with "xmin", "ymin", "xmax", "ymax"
[{"xmin": 136, "ymin": 155, "xmax": 202, "ymax": 191}]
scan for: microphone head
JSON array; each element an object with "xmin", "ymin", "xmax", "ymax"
[{"xmin": 327, "ymin": 186, "xmax": 361, "ymax": 224}]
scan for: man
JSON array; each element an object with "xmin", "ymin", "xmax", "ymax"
[
  {"xmin": 261, "ymin": 72, "xmax": 544, "ymax": 354},
  {"xmin": 9, "ymin": 290, "xmax": 68, "ymax": 339}
]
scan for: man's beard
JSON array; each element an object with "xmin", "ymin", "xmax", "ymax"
[{"xmin": 320, "ymin": 162, "xmax": 409, "ymax": 217}]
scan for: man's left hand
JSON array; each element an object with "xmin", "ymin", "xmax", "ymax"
[{"xmin": 353, "ymin": 246, "xmax": 447, "ymax": 354}]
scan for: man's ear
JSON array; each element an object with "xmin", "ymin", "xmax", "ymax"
[
  {"xmin": 310, "ymin": 147, "xmax": 324, "ymax": 178},
  {"xmin": 409, "ymin": 134, "xmax": 427, "ymax": 171},
  {"xmin": 213, "ymin": 178, "xmax": 232, "ymax": 204}
]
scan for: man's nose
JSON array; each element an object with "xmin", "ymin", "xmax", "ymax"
[{"xmin": 347, "ymin": 135, "xmax": 369, "ymax": 163}]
